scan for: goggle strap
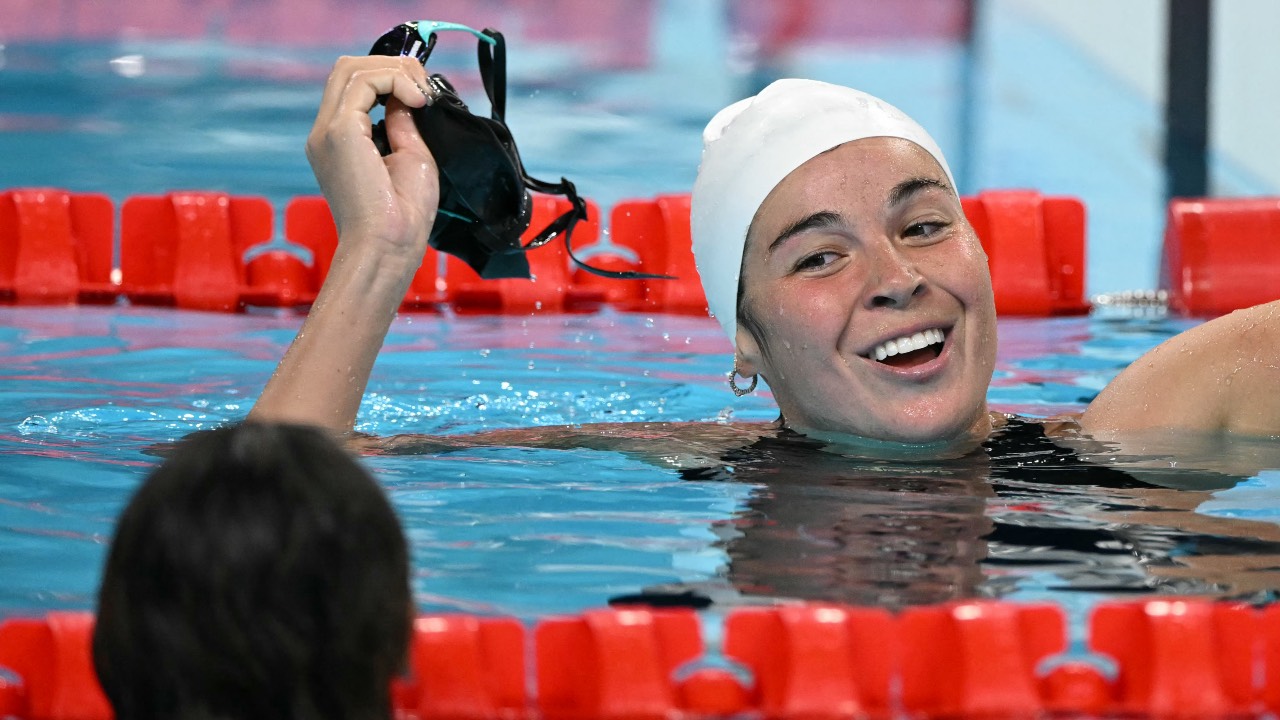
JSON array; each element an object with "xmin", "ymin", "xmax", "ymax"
[
  {"xmin": 385, "ymin": 21, "xmax": 672, "ymax": 282},
  {"xmin": 420, "ymin": 31, "xmax": 438, "ymax": 64},
  {"xmin": 521, "ymin": 177, "xmax": 675, "ymax": 281},
  {"xmin": 564, "ymin": 224, "xmax": 677, "ymax": 280},
  {"xmin": 476, "ymin": 29, "xmax": 507, "ymax": 122}
]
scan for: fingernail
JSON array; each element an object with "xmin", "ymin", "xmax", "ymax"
[{"xmin": 418, "ymin": 83, "xmax": 435, "ymax": 106}]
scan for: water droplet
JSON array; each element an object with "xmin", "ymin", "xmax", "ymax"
[
  {"xmin": 527, "ymin": 361, "xmax": 536, "ymax": 370},
  {"xmin": 501, "ymin": 381, "xmax": 512, "ymax": 390},
  {"xmin": 479, "ymin": 348, "xmax": 491, "ymax": 358},
  {"xmin": 644, "ymin": 318, "xmax": 655, "ymax": 327}
]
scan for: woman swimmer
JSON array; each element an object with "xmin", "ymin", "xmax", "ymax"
[{"xmin": 248, "ymin": 57, "xmax": 1280, "ymax": 462}]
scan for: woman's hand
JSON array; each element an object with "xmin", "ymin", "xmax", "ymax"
[
  {"xmin": 249, "ymin": 55, "xmax": 442, "ymax": 432},
  {"xmin": 306, "ymin": 55, "xmax": 440, "ymax": 262}
]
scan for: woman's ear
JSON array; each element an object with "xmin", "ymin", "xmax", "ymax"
[{"xmin": 735, "ymin": 323, "xmax": 763, "ymax": 377}]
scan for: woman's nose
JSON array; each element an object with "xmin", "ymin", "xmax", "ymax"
[{"xmin": 866, "ymin": 245, "xmax": 926, "ymax": 309}]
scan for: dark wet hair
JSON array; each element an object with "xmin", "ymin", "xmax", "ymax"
[
  {"xmin": 736, "ymin": 271, "xmax": 767, "ymax": 354},
  {"xmin": 93, "ymin": 422, "xmax": 412, "ymax": 720},
  {"xmin": 735, "ymin": 226, "xmax": 772, "ymax": 361}
]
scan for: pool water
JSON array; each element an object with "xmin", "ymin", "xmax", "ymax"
[
  {"xmin": 3, "ymin": 1, "xmax": 1280, "ymax": 628},
  {"xmin": 5, "ymin": 305, "xmax": 1280, "ymax": 623}
]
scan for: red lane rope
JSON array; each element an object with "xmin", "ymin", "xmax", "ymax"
[
  {"xmin": 0, "ymin": 188, "xmax": 1103, "ymax": 317},
  {"xmin": 0, "ymin": 599, "xmax": 1273, "ymax": 720}
]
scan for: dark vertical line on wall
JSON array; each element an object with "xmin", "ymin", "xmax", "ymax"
[
  {"xmin": 956, "ymin": 0, "xmax": 981, "ymax": 194},
  {"xmin": 1165, "ymin": 0, "xmax": 1211, "ymax": 202}
]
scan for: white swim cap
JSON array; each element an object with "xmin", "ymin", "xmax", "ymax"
[{"xmin": 690, "ymin": 79, "xmax": 956, "ymax": 346}]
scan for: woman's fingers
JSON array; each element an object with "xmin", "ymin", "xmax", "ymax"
[
  {"xmin": 333, "ymin": 69, "xmax": 429, "ymax": 127},
  {"xmin": 314, "ymin": 56, "xmax": 429, "ymax": 134},
  {"xmin": 306, "ymin": 55, "xmax": 430, "ymax": 202},
  {"xmin": 303, "ymin": 55, "xmax": 441, "ymax": 260},
  {"xmin": 385, "ymin": 95, "xmax": 430, "ymax": 156},
  {"xmin": 383, "ymin": 97, "xmax": 439, "ymax": 230}
]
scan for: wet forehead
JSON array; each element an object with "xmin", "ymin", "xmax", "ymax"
[{"xmin": 747, "ymin": 137, "xmax": 951, "ymax": 247}]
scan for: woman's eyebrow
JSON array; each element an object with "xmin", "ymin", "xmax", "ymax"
[
  {"xmin": 887, "ymin": 177, "xmax": 953, "ymax": 208},
  {"xmin": 768, "ymin": 210, "xmax": 843, "ymax": 254}
]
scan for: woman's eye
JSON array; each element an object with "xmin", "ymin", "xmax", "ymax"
[
  {"xmin": 795, "ymin": 251, "xmax": 840, "ymax": 271},
  {"xmin": 904, "ymin": 220, "xmax": 949, "ymax": 239}
]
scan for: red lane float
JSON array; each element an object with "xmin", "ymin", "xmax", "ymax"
[
  {"xmin": 120, "ymin": 192, "xmax": 274, "ymax": 311},
  {"xmin": 725, "ymin": 604, "xmax": 896, "ymax": 719},
  {"xmin": 1161, "ymin": 197, "xmax": 1280, "ymax": 315},
  {"xmin": 283, "ymin": 195, "xmax": 446, "ymax": 310},
  {"xmin": 596, "ymin": 190, "xmax": 1092, "ymax": 318},
  {"xmin": 0, "ymin": 612, "xmax": 110, "ymax": 720},
  {"xmin": 446, "ymin": 196, "xmax": 607, "ymax": 314},
  {"xmin": 0, "ymin": 186, "xmax": 1111, "ymax": 316},
  {"xmin": 1265, "ymin": 604, "xmax": 1280, "ymax": 714},
  {"xmin": 3, "ymin": 600, "xmax": 1279, "ymax": 720},
  {"xmin": 401, "ymin": 615, "xmax": 526, "ymax": 720},
  {"xmin": 280, "ymin": 195, "xmax": 341, "ymax": 306},
  {"xmin": 1091, "ymin": 599, "xmax": 1258, "ymax": 718},
  {"xmin": 0, "ymin": 189, "xmax": 114, "ymax": 305},
  {"xmin": 285, "ymin": 195, "xmax": 609, "ymax": 313},
  {"xmin": 535, "ymin": 608, "xmax": 702, "ymax": 720},
  {"xmin": 900, "ymin": 601, "xmax": 1065, "ymax": 717},
  {"xmin": 962, "ymin": 190, "xmax": 1090, "ymax": 316},
  {"xmin": 589, "ymin": 194, "xmax": 708, "ymax": 315}
]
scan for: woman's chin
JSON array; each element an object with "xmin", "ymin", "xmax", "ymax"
[
  {"xmin": 795, "ymin": 426, "xmax": 980, "ymax": 461},
  {"xmin": 789, "ymin": 404, "xmax": 993, "ymax": 458}
]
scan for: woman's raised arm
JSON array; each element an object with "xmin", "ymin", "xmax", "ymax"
[{"xmin": 249, "ymin": 56, "xmax": 439, "ymax": 433}]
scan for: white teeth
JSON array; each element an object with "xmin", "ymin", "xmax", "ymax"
[{"xmin": 869, "ymin": 328, "xmax": 946, "ymax": 362}]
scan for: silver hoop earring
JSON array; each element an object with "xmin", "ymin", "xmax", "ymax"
[{"xmin": 728, "ymin": 368, "xmax": 758, "ymax": 397}]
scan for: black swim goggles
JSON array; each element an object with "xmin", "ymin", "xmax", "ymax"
[{"xmin": 369, "ymin": 20, "xmax": 666, "ymax": 281}]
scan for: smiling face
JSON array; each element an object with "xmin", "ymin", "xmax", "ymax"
[{"xmin": 735, "ymin": 137, "xmax": 998, "ymax": 445}]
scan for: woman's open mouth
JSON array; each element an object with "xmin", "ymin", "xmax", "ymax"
[{"xmin": 864, "ymin": 328, "xmax": 946, "ymax": 369}]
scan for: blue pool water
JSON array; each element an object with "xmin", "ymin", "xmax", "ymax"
[
  {"xmin": 3, "ymin": 1, "xmax": 1280, "ymax": 626},
  {"xmin": 6, "ymin": 306, "xmax": 1280, "ymax": 623}
]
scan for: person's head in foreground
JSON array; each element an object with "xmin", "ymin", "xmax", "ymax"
[
  {"xmin": 93, "ymin": 422, "xmax": 411, "ymax": 720},
  {"xmin": 692, "ymin": 79, "xmax": 998, "ymax": 449}
]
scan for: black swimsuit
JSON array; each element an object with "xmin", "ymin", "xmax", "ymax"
[
  {"xmin": 682, "ymin": 416, "xmax": 1238, "ymax": 490},
  {"xmin": 610, "ymin": 418, "xmax": 1271, "ymax": 609}
]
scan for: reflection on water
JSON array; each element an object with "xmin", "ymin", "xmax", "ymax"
[
  {"xmin": 2, "ymin": 1, "xmax": 1273, "ymax": 621},
  {"xmin": 3, "ymin": 308, "xmax": 1280, "ymax": 618},
  {"xmin": 644, "ymin": 421, "xmax": 1280, "ymax": 610}
]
